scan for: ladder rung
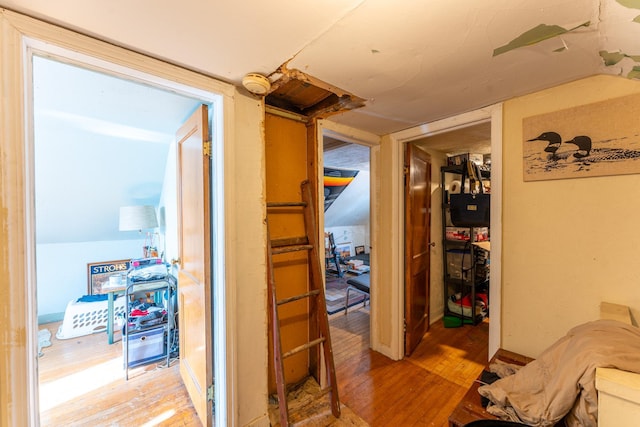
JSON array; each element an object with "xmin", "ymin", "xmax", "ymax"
[
  {"xmin": 271, "ymin": 236, "xmax": 308, "ymax": 248},
  {"xmin": 282, "ymin": 337, "xmax": 326, "ymax": 359},
  {"xmin": 316, "ymin": 387, "xmax": 332, "ymax": 398},
  {"xmin": 272, "ymin": 245, "xmax": 313, "ymax": 255},
  {"xmin": 267, "ymin": 201, "xmax": 308, "ymax": 208},
  {"xmin": 277, "ymin": 289, "xmax": 321, "ymax": 306}
]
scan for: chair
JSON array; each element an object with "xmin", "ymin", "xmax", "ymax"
[
  {"xmin": 324, "ymin": 232, "xmax": 343, "ymax": 277},
  {"xmin": 344, "ymin": 274, "xmax": 370, "ymax": 314}
]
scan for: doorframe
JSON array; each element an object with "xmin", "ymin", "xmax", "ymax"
[
  {"xmin": 389, "ymin": 104, "xmax": 503, "ymax": 360},
  {"xmin": 0, "ymin": 10, "xmax": 238, "ymax": 426},
  {"xmin": 315, "ymin": 120, "xmax": 381, "ymax": 349}
]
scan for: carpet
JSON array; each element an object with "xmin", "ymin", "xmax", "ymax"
[{"xmin": 325, "ymin": 273, "xmax": 369, "ymax": 315}]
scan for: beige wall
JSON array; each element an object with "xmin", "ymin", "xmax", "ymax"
[
  {"xmin": 233, "ymin": 94, "xmax": 269, "ymax": 426},
  {"xmin": 422, "ymin": 147, "xmax": 448, "ymax": 321},
  {"xmin": 373, "ymin": 138, "xmax": 448, "ymax": 356},
  {"xmin": 502, "ymin": 75, "xmax": 640, "ymax": 357},
  {"xmin": 373, "ymin": 135, "xmax": 401, "ymax": 353}
]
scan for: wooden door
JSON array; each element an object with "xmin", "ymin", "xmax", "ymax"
[
  {"xmin": 176, "ymin": 104, "xmax": 213, "ymax": 426},
  {"xmin": 404, "ymin": 143, "xmax": 432, "ymax": 356}
]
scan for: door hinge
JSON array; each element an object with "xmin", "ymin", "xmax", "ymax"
[
  {"xmin": 207, "ymin": 384, "xmax": 215, "ymax": 401},
  {"xmin": 203, "ymin": 140, "xmax": 212, "ymax": 157},
  {"xmin": 403, "ymin": 166, "xmax": 409, "ymax": 175}
]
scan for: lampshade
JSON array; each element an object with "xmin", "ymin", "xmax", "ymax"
[{"xmin": 119, "ymin": 205, "xmax": 158, "ymax": 231}]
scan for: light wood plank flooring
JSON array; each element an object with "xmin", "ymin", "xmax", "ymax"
[
  {"xmin": 38, "ymin": 310, "xmax": 487, "ymax": 426},
  {"xmin": 330, "ymin": 308, "xmax": 489, "ymax": 426},
  {"xmin": 38, "ymin": 322, "xmax": 199, "ymax": 427}
]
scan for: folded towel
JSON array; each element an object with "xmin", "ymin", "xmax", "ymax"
[{"xmin": 76, "ymin": 294, "xmax": 108, "ymax": 303}]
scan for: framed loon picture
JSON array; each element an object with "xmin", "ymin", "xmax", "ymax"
[{"xmin": 523, "ymin": 92, "xmax": 640, "ymax": 182}]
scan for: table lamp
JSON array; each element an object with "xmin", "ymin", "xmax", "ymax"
[{"xmin": 119, "ymin": 205, "xmax": 159, "ymax": 258}]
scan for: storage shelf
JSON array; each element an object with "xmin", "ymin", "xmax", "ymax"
[
  {"xmin": 441, "ymin": 164, "xmax": 490, "ymax": 325},
  {"xmin": 126, "ymin": 322, "xmax": 169, "ymax": 335},
  {"xmin": 123, "ymin": 266, "xmax": 176, "ymax": 380},
  {"xmin": 441, "ymin": 164, "xmax": 491, "ymax": 178},
  {"xmin": 445, "ymin": 277, "xmax": 475, "ymax": 287},
  {"xmin": 126, "ymin": 278, "xmax": 172, "ymax": 291},
  {"xmin": 444, "ymin": 239, "xmax": 485, "ymax": 245}
]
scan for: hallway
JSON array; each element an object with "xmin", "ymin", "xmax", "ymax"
[{"xmin": 330, "ymin": 309, "xmax": 489, "ymax": 425}]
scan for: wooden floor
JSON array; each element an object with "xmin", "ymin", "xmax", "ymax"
[
  {"xmin": 38, "ymin": 311, "xmax": 487, "ymax": 426},
  {"xmin": 38, "ymin": 321, "xmax": 199, "ymax": 427},
  {"xmin": 330, "ymin": 308, "xmax": 489, "ymax": 426}
]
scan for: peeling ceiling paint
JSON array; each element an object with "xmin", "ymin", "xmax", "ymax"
[
  {"xmin": 7, "ymin": 0, "xmax": 640, "ymax": 245},
  {"xmin": 617, "ymin": 0, "xmax": 640, "ymax": 7},
  {"xmin": 621, "ymin": 0, "xmax": 640, "ymax": 21},
  {"xmin": 493, "ymin": 22, "xmax": 591, "ymax": 56},
  {"xmin": 629, "ymin": 66, "xmax": 640, "ymax": 78},
  {"xmin": 4, "ymin": 0, "xmax": 640, "ymax": 136},
  {"xmin": 600, "ymin": 50, "xmax": 640, "ymax": 65}
]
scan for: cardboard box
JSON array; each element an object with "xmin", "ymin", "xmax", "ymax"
[
  {"xmin": 447, "ymin": 153, "xmax": 484, "ymax": 167},
  {"xmin": 347, "ymin": 259, "xmax": 364, "ymax": 269}
]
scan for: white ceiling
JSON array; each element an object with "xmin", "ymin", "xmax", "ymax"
[
  {"xmin": 324, "ymin": 144, "xmax": 371, "ymax": 229},
  {"xmin": 33, "ymin": 56, "xmax": 203, "ymax": 244},
  {"xmin": 4, "ymin": 0, "xmax": 640, "ymax": 136},
  {"xmin": 6, "ymin": 0, "xmax": 640, "ymax": 245}
]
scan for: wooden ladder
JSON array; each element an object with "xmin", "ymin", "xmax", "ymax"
[{"xmin": 266, "ymin": 180, "xmax": 340, "ymax": 426}]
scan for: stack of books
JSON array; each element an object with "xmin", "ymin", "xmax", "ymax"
[{"xmin": 346, "ymin": 259, "xmax": 370, "ymax": 275}]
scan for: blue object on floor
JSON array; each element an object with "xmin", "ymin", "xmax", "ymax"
[{"xmin": 76, "ymin": 294, "xmax": 108, "ymax": 303}]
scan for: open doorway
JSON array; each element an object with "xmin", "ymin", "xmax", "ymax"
[
  {"xmin": 409, "ymin": 120, "xmax": 493, "ymax": 353},
  {"xmin": 322, "ymin": 136, "xmax": 371, "ymax": 341},
  {"xmin": 384, "ymin": 105, "xmax": 502, "ymax": 360},
  {"xmin": 31, "ymin": 54, "xmax": 211, "ymax": 424},
  {"xmin": 2, "ymin": 12, "xmax": 255, "ymax": 425}
]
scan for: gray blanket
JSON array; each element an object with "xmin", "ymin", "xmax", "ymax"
[{"xmin": 478, "ymin": 319, "xmax": 640, "ymax": 426}]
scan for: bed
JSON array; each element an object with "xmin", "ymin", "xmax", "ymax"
[{"xmin": 478, "ymin": 319, "xmax": 640, "ymax": 426}]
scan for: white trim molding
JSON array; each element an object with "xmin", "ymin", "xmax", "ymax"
[
  {"xmin": 317, "ymin": 120, "xmax": 387, "ymax": 356},
  {"xmin": 0, "ymin": 9, "xmax": 252, "ymax": 427},
  {"xmin": 388, "ymin": 103, "xmax": 503, "ymax": 361}
]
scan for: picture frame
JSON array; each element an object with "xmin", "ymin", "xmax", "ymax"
[
  {"xmin": 335, "ymin": 242, "xmax": 352, "ymax": 259},
  {"xmin": 523, "ymin": 92, "xmax": 640, "ymax": 181},
  {"xmin": 355, "ymin": 245, "xmax": 365, "ymax": 255},
  {"xmin": 87, "ymin": 259, "xmax": 131, "ymax": 295}
]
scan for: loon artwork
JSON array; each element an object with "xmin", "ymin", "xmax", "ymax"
[{"xmin": 522, "ymin": 92, "xmax": 640, "ymax": 182}]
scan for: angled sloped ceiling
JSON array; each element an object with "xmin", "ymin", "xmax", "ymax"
[
  {"xmin": 33, "ymin": 56, "xmax": 203, "ymax": 244},
  {"xmin": 324, "ymin": 142, "xmax": 370, "ymax": 228}
]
